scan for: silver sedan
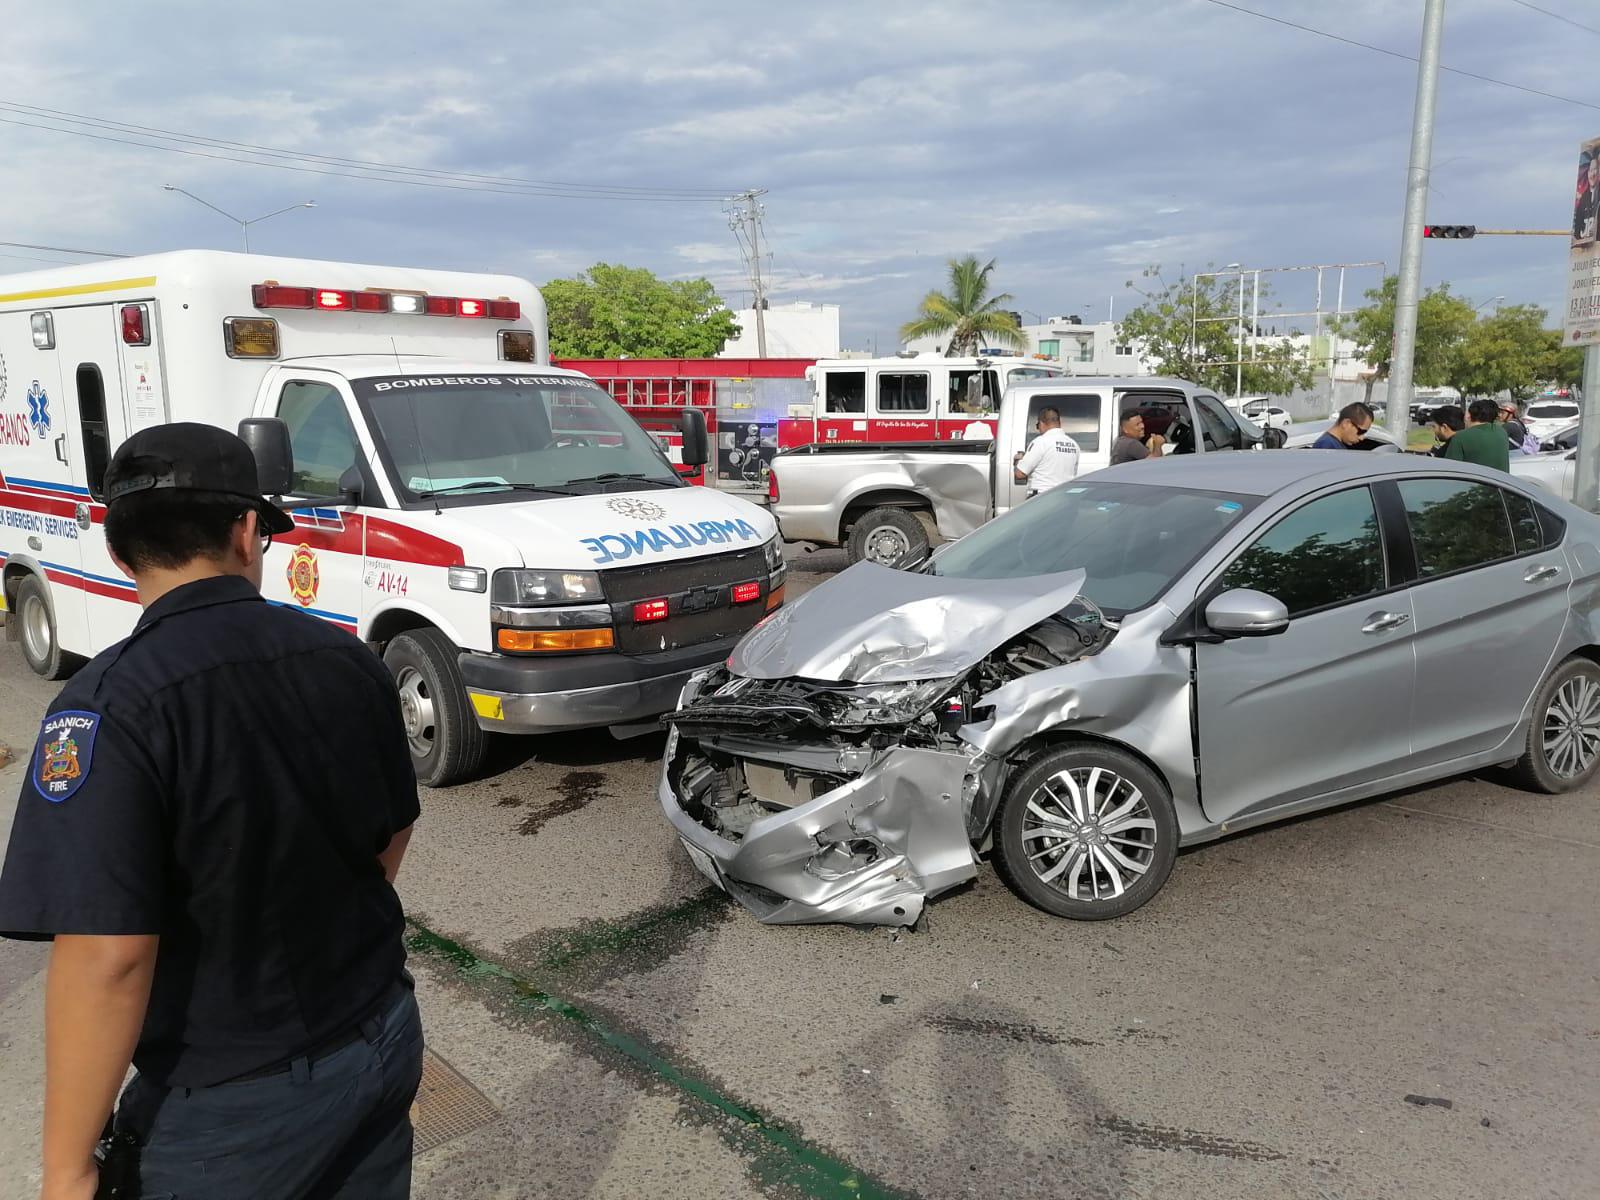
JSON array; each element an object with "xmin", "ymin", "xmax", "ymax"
[{"xmin": 660, "ymin": 453, "xmax": 1600, "ymax": 924}]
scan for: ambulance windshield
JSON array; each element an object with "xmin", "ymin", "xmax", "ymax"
[{"xmin": 353, "ymin": 373, "xmax": 682, "ymax": 502}]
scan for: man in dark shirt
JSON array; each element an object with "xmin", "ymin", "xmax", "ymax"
[
  {"xmin": 1442, "ymin": 398, "xmax": 1512, "ymax": 471},
  {"xmin": 1310, "ymin": 402, "xmax": 1376, "ymax": 449},
  {"xmin": 1110, "ymin": 411, "xmax": 1166, "ymax": 464},
  {"xmin": 0, "ymin": 424, "xmax": 422, "ymax": 1200}
]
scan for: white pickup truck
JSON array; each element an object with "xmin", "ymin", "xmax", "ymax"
[{"xmin": 770, "ymin": 375, "xmax": 1261, "ymax": 565}]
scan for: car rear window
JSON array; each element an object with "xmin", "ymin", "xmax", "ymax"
[{"xmin": 1398, "ymin": 479, "xmax": 1516, "ymax": 576}]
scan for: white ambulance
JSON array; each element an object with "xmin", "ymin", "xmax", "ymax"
[{"xmin": 0, "ymin": 250, "xmax": 781, "ymax": 785}]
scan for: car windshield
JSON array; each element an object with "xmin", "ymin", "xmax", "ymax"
[
  {"xmin": 353, "ymin": 373, "xmax": 681, "ymax": 501},
  {"xmin": 929, "ymin": 480, "xmax": 1256, "ymax": 616}
]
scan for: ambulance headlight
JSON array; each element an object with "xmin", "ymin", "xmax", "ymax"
[
  {"xmin": 762, "ymin": 536, "xmax": 785, "ymax": 580},
  {"xmin": 491, "ymin": 569, "xmax": 603, "ymax": 605}
]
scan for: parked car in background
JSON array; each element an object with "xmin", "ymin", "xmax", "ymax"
[
  {"xmin": 1541, "ymin": 422, "xmax": 1580, "ymax": 453},
  {"xmin": 1525, "ymin": 400, "xmax": 1582, "ymax": 440},
  {"xmin": 662, "ymin": 454, "xmax": 1599, "ymax": 925}
]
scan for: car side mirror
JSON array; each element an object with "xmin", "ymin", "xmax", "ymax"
[
  {"xmin": 679, "ymin": 409, "xmax": 709, "ymax": 468},
  {"xmin": 1204, "ymin": 588, "xmax": 1290, "ymax": 637},
  {"xmin": 238, "ymin": 417, "xmax": 294, "ymax": 496}
]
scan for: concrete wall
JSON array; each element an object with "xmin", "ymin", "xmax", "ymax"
[{"xmin": 720, "ymin": 302, "xmax": 840, "ymax": 358}]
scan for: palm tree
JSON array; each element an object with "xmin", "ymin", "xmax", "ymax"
[{"xmin": 899, "ymin": 256, "xmax": 1028, "ymax": 356}]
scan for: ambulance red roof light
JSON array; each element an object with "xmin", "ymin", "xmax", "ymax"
[
  {"xmin": 425, "ymin": 296, "xmax": 455, "ymax": 316},
  {"xmin": 351, "ymin": 291, "xmax": 390, "ymax": 313},
  {"xmin": 120, "ymin": 304, "xmax": 150, "ymax": 346},
  {"xmin": 252, "ymin": 284, "xmax": 314, "ymax": 309},
  {"xmin": 487, "ymin": 299, "xmax": 521, "ymax": 320},
  {"xmin": 456, "ymin": 298, "xmax": 488, "ymax": 318},
  {"xmin": 315, "ymin": 289, "xmax": 354, "ymax": 311}
]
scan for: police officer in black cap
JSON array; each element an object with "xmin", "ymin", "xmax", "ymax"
[{"xmin": 0, "ymin": 423, "xmax": 423, "ymax": 1200}]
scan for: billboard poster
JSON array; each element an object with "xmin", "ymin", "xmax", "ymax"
[{"xmin": 1564, "ymin": 135, "xmax": 1600, "ymax": 346}]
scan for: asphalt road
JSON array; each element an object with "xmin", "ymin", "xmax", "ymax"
[{"xmin": 1, "ymin": 543, "xmax": 1597, "ymax": 1199}]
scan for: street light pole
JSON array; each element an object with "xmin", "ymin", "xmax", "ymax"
[
  {"xmin": 1386, "ymin": 0, "xmax": 1447, "ymax": 443},
  {"xmin": 163, "ymin": 186, "xmax": 316, "ymax": 252}
]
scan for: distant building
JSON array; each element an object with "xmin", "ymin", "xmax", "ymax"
[
  {"xmin": 719, "ymin": 301, "xmax": 841, "ymax": 358},
  {"xmin": 903, "ymin": 317, "xmax": 1148, "ymax": 375}
]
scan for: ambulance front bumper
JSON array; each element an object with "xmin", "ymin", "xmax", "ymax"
[{"xmin": 459, "ymin": 639, "xmax": 736, "ymax": 733}]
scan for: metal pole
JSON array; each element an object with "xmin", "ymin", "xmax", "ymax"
[
  {"xmin": 242, "ymin": 224, "xmax": 250, "ymax": 253},
  {"xmin": 1573, "ymin": 345, "xmax": 1600, "ymax": 512},
  {"xmin": 1386, "ymin": 0, "xmax": 1446, "ymax": 442},
  {"xmin": 1235, "ymin": 269, "xmax": 1245, "ymax": 400},
  {"xmin": 745, "ymin": 192, "xmax": 768, "ymax": 359}
]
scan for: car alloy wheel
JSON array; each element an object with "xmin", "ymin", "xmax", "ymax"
[
  {"xmin": 1022, "ymin": 767, "xmax": 1158, "ymax": 902},
  {"xmin": 1542, "ymin": 673, "xmax": 1600, "ymax": 778}
]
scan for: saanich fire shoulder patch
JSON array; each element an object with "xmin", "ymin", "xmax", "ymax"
[{"xmin": 33, "ymin": 710, "xmax": 99, "ymax": 802}]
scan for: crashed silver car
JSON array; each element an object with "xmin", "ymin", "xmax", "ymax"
[{"xmin": 661, "ymin": 453, "xmax": 1600, "ymax": 924}]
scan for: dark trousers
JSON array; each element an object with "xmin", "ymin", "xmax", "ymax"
[{"xmin": 114, "ymin": 984, "xmax": 424, "ymax": 1199}]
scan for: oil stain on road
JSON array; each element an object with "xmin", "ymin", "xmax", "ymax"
[{"xmin": 515, "ymin": 769, "xmax": 609, "ymax": 837}]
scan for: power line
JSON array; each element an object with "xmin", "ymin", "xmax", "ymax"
[
  {"xmin": 1506, "ymin": 0, "xmax": 1600, "ymax": 38},
  {"xmin": 0, "ymin": 103, "xmax": 744, "ymax": 203},
  {"xmin": 0, "ymin": 100, "xmax": 734, "ymax": 198},
  {"xmin": 1198, "ymin": 0, "xmax": 1600, "ymax": 112},
  {"xmin": 0, "ymin": 239, "xmax": 128, "ymax": 258}
]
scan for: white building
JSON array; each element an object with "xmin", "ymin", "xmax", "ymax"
[
  {"xmin": 719, "ymin": 300, "xmax": 841, "ymax": 358},
  {"xmin": 903, "ymin": 317, "xmax": 1148, "ymax": 375}
]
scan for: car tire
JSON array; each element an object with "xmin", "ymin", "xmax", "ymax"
[
  {"xmin": 383, "ymin": 628, "xmax": 488, "ymax": 788},
  {"xmin": 992, "ymin": 742, "xmax": 1179, "ymax": 920},
  {"xmin": 1509, "ymin": 655, "xmax": 1600, "ymax": 793},
  {"xmin": 846, "ymin": 506, "xmax": 929, "ymax": 568},
  {"xmin": 14, "ymin": 574, "xmax": 75, "ymax": 681}
]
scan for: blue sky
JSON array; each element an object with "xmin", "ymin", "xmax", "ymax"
[{"xmin": 1, "ymin": 0, "xmax": 1594, "ymax": 349}]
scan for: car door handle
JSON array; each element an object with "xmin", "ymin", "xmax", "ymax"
[
  {"xmin": 1524, "ymin": 564, "xmax": 1562, "ymax": 583},
  {"xmin": 1362, "ymin": 611, "xmax": 1411, "ymax": 634}
]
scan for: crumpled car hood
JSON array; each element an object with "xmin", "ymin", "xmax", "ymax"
[{"xmin": 729, "ymin": 561, "xmax": 1087, "ymax": 684}]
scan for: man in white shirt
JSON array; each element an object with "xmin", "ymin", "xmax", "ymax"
[{"xmin": 1012, "ymin": 407, "xmax": 1081, "ymax": 496}]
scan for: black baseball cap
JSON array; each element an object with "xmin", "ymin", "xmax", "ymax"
[{"xmin": 103, "ymin": 423, "xmax": 296, "ymax": 535}]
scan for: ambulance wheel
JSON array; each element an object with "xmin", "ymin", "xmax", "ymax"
[
  {"xmin": 15, "ymin": 575, "xmax": 73, "ymax": 681},
  {"xmin": 384, "ymin": 628, "xmax": 488, "ymax": 788},
  {"xmin": 847, "ymin": 507, "xmax": 929, "ymax": 569}
]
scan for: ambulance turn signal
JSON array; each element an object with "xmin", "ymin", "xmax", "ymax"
[{"xmin": 496, "ymin": 627, "xmax": 614, "ymax": 653}]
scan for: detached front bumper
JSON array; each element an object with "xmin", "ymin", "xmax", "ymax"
[
  {"xmin": 460, "ymin": 640, "xmax": 736, "ymax": 733},
  {"xmin": 658, "ymin": 735, "xmax": 981, "ymax": 926}
]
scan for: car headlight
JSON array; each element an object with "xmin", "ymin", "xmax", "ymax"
[
  {"xmin": 491, "ymin": 568, "xmax": 603, "ymax": 605},
  {"xmin": 824, "ymin": 677, "xmax": 958, "ymax": 726}
]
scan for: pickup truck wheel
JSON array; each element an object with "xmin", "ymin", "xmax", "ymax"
[
  {"xmin": 847, "ymin": 507, "xmax": 929, "ymax": 568},
  {"xmin": 383, "ymin": 629, "xmax": 489, "ymax": 788}
]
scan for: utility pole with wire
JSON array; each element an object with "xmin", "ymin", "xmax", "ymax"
[
  {"xmin": 726, "ymin": 189, "xmax": 769, "ymax": 357},
  {"xmin": 1386, "ymin": 0, "xmax": 1446, "ymax": 443}
]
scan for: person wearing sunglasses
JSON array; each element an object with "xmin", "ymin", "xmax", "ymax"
[{"xmin": 1310, "ymin": 402, "xmax": 1376, "ymax": 449}]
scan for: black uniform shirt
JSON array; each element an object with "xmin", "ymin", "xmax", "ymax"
[{"xmin": 0, "ymin": 575, "xmax": 420, "ymax": 1088}]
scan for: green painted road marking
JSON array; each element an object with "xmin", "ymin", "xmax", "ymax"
[{"xmin": 407, "ymin": 921, "xmax": 915, "ymax": 1200}]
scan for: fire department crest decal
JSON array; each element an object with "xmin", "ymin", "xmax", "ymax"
[
  {"xmin": 34, "ymin": 710, "xmax": 99, "ymax": 802},
  {"xmin": 0, "ymin": 348, "xmax": 8, "ymax": 405},
  {"xmin": 285, "ymin": 544, "xmax": 321, "ymax": 607},
  {"xmin": 605, "ymin": 497, "xmax": 666, "ymax": 522}
]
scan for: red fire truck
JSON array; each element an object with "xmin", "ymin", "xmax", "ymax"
[{"xmin": 558, "ymin": 354, "xmax": 1066, "ymax": 487}]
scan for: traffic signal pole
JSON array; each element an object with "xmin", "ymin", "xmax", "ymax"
[
  {"xmin": 1386, "ymin": 0, "xmax": 1447, "ymax": 444},
  {"xmin": 1573, "ymin": 346, "xmax": 1600, "ymax": 514}
]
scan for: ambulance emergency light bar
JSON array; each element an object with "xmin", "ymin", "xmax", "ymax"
[{"xmin": 251, "ymin": 284, "xmax": 520, "ymax": 320}]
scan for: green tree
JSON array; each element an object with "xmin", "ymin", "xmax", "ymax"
[
  {"xmin": 1447, "ymin": 304, "xmax": 1567, "ymax": 402},
  {"xmin": 1336, "ymin": 274, "xmax": 1475, "ymax": 405},
  {"xmin": 899, "ymin": 256, "xmax": 1027, "ymax": 355},
  {"xmin": 1116, "ymin": 267, "xmax": 1313, "ymax": 395},
  {"xmin": 543, "ymin": 263, "xmax": 740, "ymax": 358}
]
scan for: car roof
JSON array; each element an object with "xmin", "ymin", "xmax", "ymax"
[
  {"xmin": 1090, "ymin": 450, "xmax": 1531, "ymax": 496},
  {"xmin": 1007, "ymin": 375, "xmax": 1202, "ymax": 394}
]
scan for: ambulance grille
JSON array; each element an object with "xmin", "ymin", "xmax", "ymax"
[{"xmin": 602, "ymin": 545, "xmax": 769, "ymax": 655}]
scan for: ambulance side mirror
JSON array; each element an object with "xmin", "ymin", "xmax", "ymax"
[
  {"xmin": 238, "ymin": 418, "xmax": 295, "ymax": 496},
  {"xmin": 679, "ymin": 409, "xmax": 709, "ymax": 468}
]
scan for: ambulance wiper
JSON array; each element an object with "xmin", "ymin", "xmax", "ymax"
[
  {"xmin": 559, "ymin": 472, "xmax": 678, "ymax": 490},
  {"xmin": 416, "ymin": 480, "xmax": 584, "ymax": 498}
]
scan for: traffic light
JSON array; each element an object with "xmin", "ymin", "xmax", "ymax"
[{"xmin": 1423, "ymin": 225, "xmax": 1477, "ymax": 239}]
